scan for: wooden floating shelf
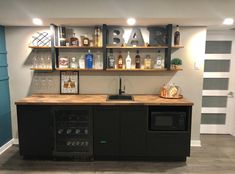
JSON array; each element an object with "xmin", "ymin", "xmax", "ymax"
[
  {"xmin": 55, "ymin": 46, "xmax": 103, "ymax": 49},
  {"xmin": 28, "ymin": 46, "xmax": 51, "ymax": 49},
  {"xmin": 30, "ymin": 68, "xmax": 53, "ymax": 71},
  {"xmin": 172, "ymin": 45, "xmax": 184, "ymax": 48},
  {"xmin": 31, "ymin": 68, "xmax": 183, "ymax": 72},
  {"xmin": 106, "ymin": 68, "xmax": 167, "ymax": 72},
  {"xmin": 106, "ymin": 45, "xmax": 168, "ymax": 49},
  {"xmin": 55, "ymin": 68, "xmax": 104, "ymax": 71}
]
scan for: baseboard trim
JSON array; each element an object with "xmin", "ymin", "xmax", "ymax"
[
  {"xmin": 191, "ymin": 140, "xmax": 201, "ymax": 147},
  {"xmin": 13, "ymin": 138, "xmax": 19, "ymax": 145},
  {"xmin": 0, "ymin": 139, "xmax": 14, "ymax": 155}
]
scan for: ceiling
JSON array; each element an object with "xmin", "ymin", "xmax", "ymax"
[{"xmin": 0, "ymin": 0, "xmax": 235, "ymax": 30}]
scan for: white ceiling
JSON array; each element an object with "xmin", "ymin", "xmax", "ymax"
[{"xmin": 0, "ymin": 0, "xmax": 235, "ymax": 30}]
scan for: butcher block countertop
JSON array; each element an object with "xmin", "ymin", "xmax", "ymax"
[{"xmin": 15, "ymin": 94, "xmax": 193, "ymax": 106}]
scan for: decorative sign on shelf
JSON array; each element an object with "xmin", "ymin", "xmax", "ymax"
[
  {"xmin": 107, "ymin": 26, "xmax": 167, "ymax": 46},
  {"xmin": 60, "ymin": 71, "xmax": 79, "ymax": 94},
  {"xmin": 31, "ymin": 32, "xmax": 51, "ymax": 46},
  {"xmin": 148, "ymin": 27, "xmax": 167, "ymax": 46}
]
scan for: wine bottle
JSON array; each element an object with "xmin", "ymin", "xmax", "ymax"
[
  {"xmin": 125, "ymin": 51, "xmax": 131, "ymax": 69},
  {"xmin": 135, "ymin": 50, "xmax": 141, "ymax": 69},
  {"xmin": 174, "ymin": 25, "xmax": 180, "ymax": 45}
]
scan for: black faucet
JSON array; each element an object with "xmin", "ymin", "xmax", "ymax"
[{"xmin": 119, "ymin": 77, "xmax": 125, "ymax": 95}]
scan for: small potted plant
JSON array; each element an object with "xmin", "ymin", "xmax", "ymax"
[{"xmin": 171, "ymin": 58, "xmax": 182, "ymax": 69}]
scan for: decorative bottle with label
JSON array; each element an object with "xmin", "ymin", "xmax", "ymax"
[
  {"xmin": 108, "ymin": 49, "xmax": 115, "ymax": 68},
  {"xmin": 125, "ymin": 51, "xmax": 132, "ymax": 69},
  {"xmin": 70, "ymin": 33, "xmax": 79, "ymax": 46},
  {"xmin": 83, "ymin": 34, "xmax": 90, "ymax": 46},
  {"xmin": 154, "ymin": 50, "xmax": 163, "ymax": 69},
  {"xmin": 70, "ymin": 57, "xmax": 78, "ymax": 68},
  {"xmin": 85, "ymin": 50, "xmax": 93, "ymax": 69},
  {"xmin": 117, "ymin": 51, "xmax": 123, "ymax": 69},
  {"xmin": 174, "ymin": 25, "xmax": 180, "ymax": 45},
  {"xmin": 135, "ymin": 50, "xmax": 141, "ymax": 69}
]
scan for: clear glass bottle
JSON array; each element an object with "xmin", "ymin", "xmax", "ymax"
[
  {"xmin": 108, "ymin": 49, "xmax": 115, "ymax": 68},
  {"xmin": 70, "ymin": 57, "xmax": 78, "ymax": 68},
  {"xmin": 125, "ymin": 51, "xmax": 132, "ymax": 69},
  {"xmin": 59, "ymin": 26, "xmax": 66, "ymax": 46},
  {"xmin": 95, "ymin": 52, "xmax": 103, "ymax": 69},
  {"xmin": 79, "ymin": 55, "xmax": 85, "ymax": 69},
  {"xmin": 144, "ymin": 55, "xmax": 152, "ymax": 69},
  {"xmin": 154, "ymin": 50, "xmax": 163, "ymax": 69}
]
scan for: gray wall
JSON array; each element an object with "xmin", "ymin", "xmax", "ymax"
[{"xmin": 5, "ymin": 26, "xmax": 206, "ymax": 142}]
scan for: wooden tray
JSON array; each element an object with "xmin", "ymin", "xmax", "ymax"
[{"xmin": 159, "ymin": 95, "xmax": 183, "ymax": 99}]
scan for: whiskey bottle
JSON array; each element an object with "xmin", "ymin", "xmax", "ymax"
[
  {"xmin": 174, "ymin": 25, "xmax": 180, "ymax": 45},
  {"xmin": 70, "ymin": 33, "xmax": 79, "ymax": 46},
  {"xmin": 108, "ymin": 49, "xmax": 115, "ymax": 68},
  {"xmin": 125, "ymin": 51, "xmax": 131, "ymax": 69},
  {"xmin": 135, "ymin": 50, "xmax": 141, "ymax": 69},
  {"xmin": 83, "ymin": 34, "xmax": 90, "ymax": 46},
  {"xmin": 117, "ymin": 51, "xmax": 123, "ymax": 69},
  {"xmin": 85, "ymin": 50, "xmax": 93, "ymax": 69},
  {"xmin": 94, "ymin": 26, "xmax": 99, "ymax": 47}
]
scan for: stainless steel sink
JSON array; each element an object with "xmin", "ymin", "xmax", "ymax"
[{"xmin": 107, "ymin": 95, "xmax": 134, "ymax": 101}]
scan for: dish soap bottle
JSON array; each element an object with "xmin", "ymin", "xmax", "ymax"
[
  {"xmin": 125, "ymin": 51, "xmax": 132, "ymax": 69},
  {"xmin": 85, "ymin": 50, "xmax": 93, "ymax": 69}
]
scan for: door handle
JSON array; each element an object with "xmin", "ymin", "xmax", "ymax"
[{"xmin": 228, "ymin": 91, "xmax": 234, "ymax": 98}]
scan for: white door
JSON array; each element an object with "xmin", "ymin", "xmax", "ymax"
[{"xmin": 200, "ymin": 30, "xmax": 235, "ymax": 135}]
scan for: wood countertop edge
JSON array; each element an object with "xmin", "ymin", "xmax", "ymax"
[{"xmin": 15, "ymin": 94, "xmax": 194, "ymax": 106}]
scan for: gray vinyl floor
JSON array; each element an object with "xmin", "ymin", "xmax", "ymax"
[{"xmin": 1, "ymin": 135, "xmax": 235, "ymax": 174}]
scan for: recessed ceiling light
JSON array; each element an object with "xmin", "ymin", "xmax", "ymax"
[
  {"xmin": 127, "ymin": 18, "xmax": 136, "ymax": 26},
  {"xmin": 33, "ymin": 18, "xmax": 43, "ymax": 25},
  {"xmin": 223, "ymin": 18, "xmax": 234, "ymax": 25}
]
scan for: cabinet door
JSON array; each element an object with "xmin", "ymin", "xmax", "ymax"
[
  {"xmin": 119, "ymin": 106, "xmax": 147, "ymax": 157},
  {"xmin": 17, "ymin": 106, "xmax": 53, "ymax": 157},
  {"xmin": 147, "ymin": 132, "xmax": 190, "ymax": 158},
  {"xmin": 93, "ymin": 107, "xmax": 119, "ymax": 159}
]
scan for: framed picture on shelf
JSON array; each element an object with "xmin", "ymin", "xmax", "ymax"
[{"xmin": 60, "ymin": 71, "xmax": 79, "ymax": 94}]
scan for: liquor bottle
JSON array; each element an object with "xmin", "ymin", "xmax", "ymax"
[
  {"xmin": 70, "ymin": 33, "xmax": 79, "ymax": 46},
  {"xmin": 108, "ymin": 49, "xmax": 115, "ymax": 68},
  {"xmin": 154, "ymin": 50, "xmax": 163, "ymax": 69},
  {"xmin": 97, "ymin": 27, "xmax": 102, "ymax": 47},
  {"xmin": 174, "ymin": 25, "xmax": 180, "ymax": 45},
  {"xmin": 125, "ymin": 51, "xmax": 132, "ymax": 69},
  {"xmin": 59, "ymin": 26, "xmax": 66, "ymax": 46},
  {"xmin": 83, "ymin": 34, "xmax": 90, "ymax": 46},
  {"xmin": 117, "ymin": 51, "xmax": 123, "ymax": 69},
  {"xmin": 144, "ymin": 55, "xmax": 152, "ymax": 69},
  {"xmin": 70, "ymin": 57, "xmax": 78, "ymax": 68},
  {"xmin": 135, "ymin": 50, "xmax": 141, "ymax": 69},
  {"xmin": 85, "ymin": 50, "xmax": 93, "ymax": 69},
  {"xmin": 94, "ymin": 26, "xmax": 99, "ymax": 47}
]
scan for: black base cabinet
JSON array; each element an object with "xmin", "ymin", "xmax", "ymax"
[
  {"xmin": 17, "ymin": 105, "xmax": 54, "ymax": 158},
  {"xmin": 17, "ymin": 105, "xmax": 192, "ymax": 161},
  {"xmin": 93, "ymin": 106, "xmax": 148, "ymax": 160}
]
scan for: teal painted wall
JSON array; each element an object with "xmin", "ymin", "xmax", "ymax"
[{"xmin": 0, "ymin": 26, "xmax": 12, "ymax": 146}]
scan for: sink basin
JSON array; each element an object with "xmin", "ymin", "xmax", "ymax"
[{"xmin": 107, "ymin": 95, "xmax": 134, "ymax": 101}]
